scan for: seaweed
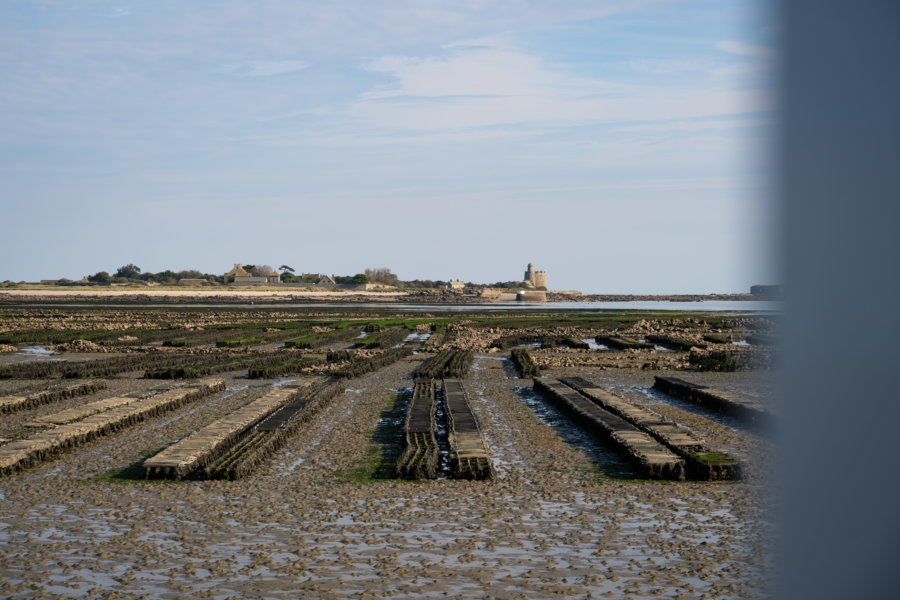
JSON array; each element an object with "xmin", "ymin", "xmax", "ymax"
[{"xmin": 510, "ymin": 348, "xmax": 540, "ymax": 378}]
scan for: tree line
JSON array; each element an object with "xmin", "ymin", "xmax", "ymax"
[
  {"xmin": 56, "ymin": 265, "xmax": 527, "ymax": 289},
  {"xmin": 71, "ymin": 264, "xmax": 377, "ymax": 286}
]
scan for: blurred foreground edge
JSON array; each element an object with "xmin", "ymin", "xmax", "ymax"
[{"xmin": 778, "ymin": 1, "xmax": 900, "ymax": 598}]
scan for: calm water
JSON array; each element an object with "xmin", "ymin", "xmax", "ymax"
[
  {"xmin": 275, "ymin": 300, "xmax": 782, "ymax": 312},
  {"xmin": 27, "ymin": 300, "xmax": 781, "ymax": 313}
]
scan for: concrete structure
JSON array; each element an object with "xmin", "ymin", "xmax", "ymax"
[
  {"xmin": 224, "ymin": 264, "xmax": 249, "ymax": 282},
  {"xmin": 277, "ymin": 274, "xmax": 337, "ymax": 289},
  {"xmin": 448, "ymin": 280, "xmax": 465, "ymax": 290},
  {"xmin": 301, "ymin": 273, "xmax": 336, "ymax": 287},
  {"xmin": 523, "ymin": 262, "xmax": 547, "ymax": 289},
  {"xmin": 338, "ymin": 282, "xmax": 383, "ymax": 291},
  {"xmin": 750, "ymin": 284, "xmax": 782, "ymax": 297},
  {"xmin": 516, "ymin": 290, "xmax": 547, "ymax": 302}
]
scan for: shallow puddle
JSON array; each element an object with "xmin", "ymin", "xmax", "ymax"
[{"xmin": 581, "ymin": 338, "xmax": 608, "ymax": 350}]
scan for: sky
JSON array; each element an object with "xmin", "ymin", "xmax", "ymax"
[{"xmin": 0, "ymin": 1, "xmax": 776, "ymax": 293}]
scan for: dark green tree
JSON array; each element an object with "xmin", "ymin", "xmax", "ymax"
[
  {"xmin": 87, "ymin": 271, "xmax": 111, "ymax": 283},
  {"xmin": 152, "ymin": 270, "xmax": 177, "ymax": 283},
  {"xmin": 114, "ymin": 264, "xmax": 141, "ymax": 279}
]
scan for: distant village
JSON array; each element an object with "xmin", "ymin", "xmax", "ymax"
[
  {"xmin": 18, "ymin": 263, "xmax": 782, "ymax": 300},
  {"xmin": 32, "ymin": 262, "xmax": 560, "ymax": 299}
]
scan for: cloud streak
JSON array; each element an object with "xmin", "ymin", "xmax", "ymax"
[
  {"xmin": 717, "ymin": 40, "xmax": 774, "ymax": 59},
  {"xmin": 0, "ymin": 0, "xmax": 775, "ymax": 291},
  {"xmin": 347, "ymin": 42, "xmax": 768, "ymax": 135},
  {"xmin": 217, "ymin": 60, "xmax": 310, "ymax": 77}
]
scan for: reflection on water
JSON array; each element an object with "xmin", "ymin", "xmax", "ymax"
[
  {"xmin": 581, "ymin": 338, "xmax": 608, "ymax": 350},
  {"xmin": 18, "ymin": 345, "xmax": 55, "ymax": 356},
  {"xmin": 6, "ymin": 345, "xmax": 68, "ymax": 364},
  {"xmin": 403, "ymin": 332, "xmax": 432, "ymax": 342}
]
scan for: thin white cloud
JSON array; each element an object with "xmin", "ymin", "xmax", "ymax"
[
  {"xmin": 626, "ymin": 58, "xmax": 708, "ymax": 75},
  {"xmin": 217, "ymin": 60, "xmax": 310, "ymax": 77},
  {"xmin": 224, "ymin": 126, "xmax": 555, "ymax": 148},
  {"xmin": 351, "ymin": 44, "xmax": 768, "ymax": 133},
  {"xmin": 617, "ymin": 117, "xmax": 770, "ymax": 133},
  {"xmin": 716, "ymin": 40, "xmax": 774, "ymax": 59},
  {"xmin": 352, "ymin": 89, "xmax": 765, "ymax": 130},
  {"xmin": 362, "ymin": 48, "xmax": 575, "ymax": 99},
  {"xmin": 441, "ymin": 33, "xmax": 518, "ymax": 51}
]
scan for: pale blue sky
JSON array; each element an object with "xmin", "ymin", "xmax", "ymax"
[{"xmin": 0, "ymin": 1, "xmax": 775, "ymax": 293}]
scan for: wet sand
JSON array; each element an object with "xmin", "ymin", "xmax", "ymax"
[{"xmin": 0, "ymin": 356, "xmax": 773, "ymax": 598}]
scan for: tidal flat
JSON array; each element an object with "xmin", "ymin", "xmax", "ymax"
[{"xmin": 0, "ymin": 306, "xmax": 775, "ymax": 598}]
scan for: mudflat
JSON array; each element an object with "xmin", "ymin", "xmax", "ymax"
[{"xmin": 0, "ymin": 306, "xmax": 774, "ymax": 598}]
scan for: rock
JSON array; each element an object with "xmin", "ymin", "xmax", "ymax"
[{"xmin": 49, "ymin": 339, "xmax": 104, "ymax": 353}]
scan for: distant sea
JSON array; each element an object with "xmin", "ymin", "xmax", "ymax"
[
  {"xmin": 28, "ymin": 300, "xmax": 782, "ymax": 313},
  {"xmin": 301, "ymin": 300, "xmax": 783, "ymax": 312}
]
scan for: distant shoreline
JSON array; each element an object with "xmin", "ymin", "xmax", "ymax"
[
  {"xmin": 545, "ymin": 292, "xmax": 772, "ymax": 302},
  {"xmin": 0, "ymin": 286, "xmax": 779, "ymax": 306}
]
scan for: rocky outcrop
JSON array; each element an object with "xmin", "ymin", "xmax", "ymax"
[{"xmin": 48, "ymin": 339, "xmax": 105, "ymax": 353}]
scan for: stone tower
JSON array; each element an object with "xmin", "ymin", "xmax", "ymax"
[{"xmin": 523, "ymin": 262, "xmax": 548, "ymax": 289}]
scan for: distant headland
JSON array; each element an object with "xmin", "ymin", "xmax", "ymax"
[{"xmin": 0, "ymin": 262, "xmax": 780, "ymax": 304}]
